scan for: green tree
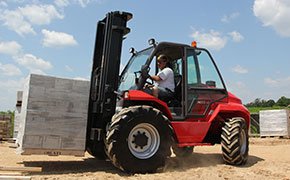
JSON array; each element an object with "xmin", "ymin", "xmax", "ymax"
[
  {"xmin": 253, "ymin": 98, "xmax": 262, "ymax": 107},
  {"xmin": 276, "ymin": 96, "xmax": 290, "ymax": 107},
  {"xmin": 266, "ymin": 99, "xmax": 275, "ymax": 107}
]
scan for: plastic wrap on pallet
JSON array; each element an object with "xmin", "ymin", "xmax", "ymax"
[
  {"xmin": 259, "ymin": 109, "xmax": 290, "ymax": 137},
  {"xmin": 14, "ymin": 91, "xmax": 23, "ymax": 140},
  {"xmin": 16, "ymin": 74, "xmax": 90, "ymax": 156}
]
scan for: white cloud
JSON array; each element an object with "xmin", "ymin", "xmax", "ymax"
[
  {"xmin": 0, "ymin": 77, "xmax": 25, "ymax": 91},
  {"xmin": 54, "ymin": 0, "xmax": 70, "ymax": 7},
  {"xmin": 15, "ymin": 53, "xmax": 53, "ymax": 74},
  {"xmin": 19, "ymin": 4, "xmax": 64, "ymax": 25},
  {"xmin": 0, "ymin": 77, "xmax": 26, "ymax": 110},
  {"xmin": 0, "ymin": 4, "xmax": 63, "ymax": 36},
  {"xmin": 263, "ymin": 76, "xmax": 290, "ymax": 101},
  {"xmin": 0, "ymin": 41, "xmax": 22, "ymax": 55},
  {"xmin": 190, "ymin": 29, "xmax": 227, "ymax": 51},
  {"xmin": 253, "ymin": 0, "xmax": 290, "ymax": 37},
  {"xmin": 77, "ymin": 0, "xmax": 91, "ymax": 7},
  {"xmin": 227, "ymin": 81, "xmax": 253, "ymax": 104},
  {"xmin": 221, "ymin": 12, "xmax": 240, "ymax": 23},
  {"xmin": 0, "ymin": 1, "xmax": 8, "ymax": 7},
  {"xmin": 4, "ymin": 0, "xmax": 25, "ymax": 3},
  {"xmin": 228, "ymin": 31, "xmax": 244, "ymax": 42},
  {"xmin": 264, "ymin": 76, "xmax": 290, "ymax": 87},
  {"xmin": 231, "ymin": 65, "xmax": 249, "ymax": 74},
  {"xmin": 54, "ymin": 0, "xmax": 98, "ymax": 8},
  {"xmin": 0, "ymin": 9, "xmax": 36, "ymax": 36},
  {"xmin": 0, "ymin": 78, "xmax": 25, "ymax": 91},
  {"xmin": 0, "ymin": 63, "xmax": 22, "ymax": 76},
  {"xmin": 264, "ymin": 78, "xmax": 278, "ymax": 86},
  {"xmin": 42, "ymin": 29, "xmax": 78, "ymax": 48}
]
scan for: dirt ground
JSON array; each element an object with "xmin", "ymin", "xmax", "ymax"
[{"xmin": 0, "ymin": 138, "xmax": 290, "ymax": 180}]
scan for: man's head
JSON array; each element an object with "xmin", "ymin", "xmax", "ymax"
[{"xmin": 157, "ymin": 54, "xmax": 169, "ymax": 70}]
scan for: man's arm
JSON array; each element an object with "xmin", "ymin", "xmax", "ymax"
[{"xmin": 150, "ymin": 75, "xmax": 162, "ymax": 82}]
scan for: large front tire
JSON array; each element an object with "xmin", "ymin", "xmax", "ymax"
[
  {"xmin": 106, "ymin": 106, "xmax": 172, "ymax": 173},
  {"xmin": 221, "ymin": 117, "xmax": 249, "ymax": 165}
]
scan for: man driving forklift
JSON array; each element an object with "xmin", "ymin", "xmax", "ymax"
[{"xmin": 148, "ymin": 54, "xmax": 175, "ymax": 101}]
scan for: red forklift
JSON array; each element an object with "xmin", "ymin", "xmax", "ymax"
[{"xmin": 86, "ymin": 11, "xmax": 250, "ymax": 173}]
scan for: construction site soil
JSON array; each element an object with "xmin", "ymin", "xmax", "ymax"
[{"xmin": 0, "ymin": 137, "xmax": 289, "ymax": 179}]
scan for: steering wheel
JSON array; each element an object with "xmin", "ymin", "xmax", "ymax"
[
  {"xmin": 145, "ymin": 76, "xmax": 154, "ymax": 85},
  {"xmin": 134, "ymin": 70, "xmax": 153, "ymax": 83}
]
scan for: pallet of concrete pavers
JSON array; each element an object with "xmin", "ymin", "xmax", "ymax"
[
  {"xmin": 0, "ymin": 115, "xmax": 11, "ymax": 139},
  {"xmin": 259, "ymin": 109, "xmax": 290, "ymax": 138},
  {"xmin": 0, "ymin": 121, "xmax": 9, "ymax": 139},
  {"xmin": 17, "ymin": 74, "xmax": 90, "ymax": 156}
]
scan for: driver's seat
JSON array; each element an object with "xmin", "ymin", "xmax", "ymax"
[
  {"xmin": 163, "ymin": 74, "xmax": 182, "ymax": 107},
  {"xmin": 173, "ymin": 74, "xmax": 182, "ymax": 101}
]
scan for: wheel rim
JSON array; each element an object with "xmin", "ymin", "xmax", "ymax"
[
  {"xmin": 240, "ymin": 128, "xmax": 247, "ymax": 155},
  {"xmin": 128, "ymin": 123, "xmax": 160, "ymax": 159}
]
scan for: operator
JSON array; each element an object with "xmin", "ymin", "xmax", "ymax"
[{"xmin": 149, "ymin": 54, "xmax": 175, "ymax": 100}]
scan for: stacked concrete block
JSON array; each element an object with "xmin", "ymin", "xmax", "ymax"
[
  {"xmin": 14, "ymin": 91, "xmax": 23, "ymax": 140},
  {"xmin": 260, "ymin": 109, "xmax": 290, "ymax": 137},
  {"xmin": 17, "ymin": 74, "xmax": 90, "ymax": 156}
]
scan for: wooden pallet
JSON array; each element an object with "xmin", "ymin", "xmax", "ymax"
[
  {"xmin": 260, "ymin": 135, "xmax": 290, "ymax": 139},
  {"xmin": 20, "ymin": 148, "xmax": 85, "ymax": 156},
  {"xmin": 0, "ymin": 166, "xmax": 42, "ymax": 172},
  {"xmin": 0, "ymin": 166, "xmax": 42, "ymax": 180},
  {"xmin": 0, "ymin": 175, "xmax": 31, "ymax": 180}
]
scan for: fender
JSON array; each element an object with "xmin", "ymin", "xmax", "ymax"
[
  {"xmin": 208, "ymin": 103, "xmax": 250, "ymax": 127},
  {"xmin": 123, "ymin": 90, "xmax": 173, "ymax": 120},
  {"xmin": 210, "ymin": 92, "xmax": 251, "ymax": 127}
]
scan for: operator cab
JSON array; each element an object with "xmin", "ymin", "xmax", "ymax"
[{"xmin": 118, "ymin": 40, "xmax": 228, "ymax": 119}]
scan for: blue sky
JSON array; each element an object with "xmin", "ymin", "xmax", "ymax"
[{"xmin": 0, "ymin": 0, "xmax": 290, "ymax": 111}]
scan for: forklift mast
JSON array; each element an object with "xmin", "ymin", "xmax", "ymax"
[{"xmin": 86, "ymin": 11, "xmax": 132, "ymax": 155}]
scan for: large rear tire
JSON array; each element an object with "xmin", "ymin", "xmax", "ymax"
[
  {"xmin": 106, "ymin": 105, "xmax": 172, "ymax": 173},
  {"xmin": 221, "ymin": 117, "xmax": 249, "ymax": 165}
]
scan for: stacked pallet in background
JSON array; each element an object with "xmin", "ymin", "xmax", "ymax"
[
  {"xmin": 0, "ymin": 114, "xmax": 12, "ymax": 139},
  {"xmin": 14, "ymin": 91, "xmax": 23, "ymax": 140},
  {"xmin": 259, "ymin": 109, "xmax": 290, "ymax": 137},
  {"xmin": 17, "ymin": 74, "xmax": 90, "ymax": 156}
]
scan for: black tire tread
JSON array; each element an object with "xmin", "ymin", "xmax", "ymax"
[
  {"xmin": 105, "ymin": 105, "xmax": 172, "ymax": 173},
  {"xmin": 221, "ymin": 117, "xmax": 249, "ymax": 165}
]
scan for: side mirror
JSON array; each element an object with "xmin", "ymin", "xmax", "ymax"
[
  {"xmin": 148, "ymin": 38, "xmax": 157, "ymax": 47},
  {"xmin": 129, "ymin": 47, "xmax": 137, "ymax": 55}
]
